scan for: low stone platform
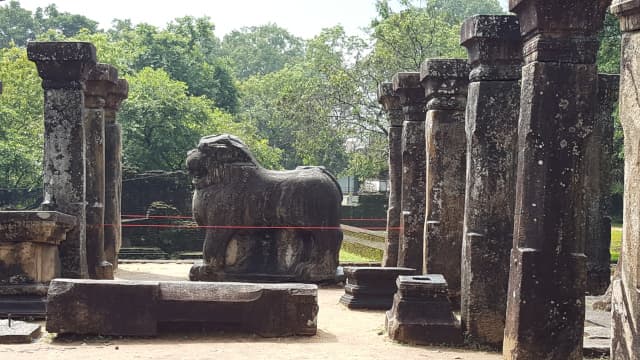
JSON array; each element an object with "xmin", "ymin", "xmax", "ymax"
[
  {"xmin": 340, "ymin": 267, "xmax": 416, "ymax": 309},
  {"xmin": 46, "ymin": 279, "xmax": 318, "ymax": 337},
  {"xmin": 0, "ymin": 319, "xmax": 41, "ymax": 344},
  {"xmin": 386, "ymin": 274, "xmax": 462, "ymax": 346},
  {"xmin": 0, "ymin": 211, "xmax": 76, "ymax": 318}
]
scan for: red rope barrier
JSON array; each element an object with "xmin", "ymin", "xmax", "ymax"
[
  {"xmin": 121, "ymin": 214, "xmax": 388, "ymax": 221},
  {"xmin": 107, "ymin": 223, "xmax": 398, "ymax": 231}
]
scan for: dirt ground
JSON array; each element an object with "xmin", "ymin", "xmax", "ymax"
[{"xmin": 0, "ymin": 263, "xmax": 505, "ymax": 359}]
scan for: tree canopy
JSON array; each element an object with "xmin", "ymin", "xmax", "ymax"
[{"xmin": 0, "ymin": 0, "xmax": 623, "ymax": 197}]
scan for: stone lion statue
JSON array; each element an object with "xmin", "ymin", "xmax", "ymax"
[{"xmin": 187, "ymin": 134, "xmax": 343, "ymax": 282}]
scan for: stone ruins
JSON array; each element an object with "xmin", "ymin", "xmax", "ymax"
[
  {"xmin": 611, "ymin": 1, "xmax": 640, "ymax": 358},
  {"xmin": 459, "ymin": 14, "xmax": 521, "ymax": 348},
  {"xmin": 46, "ymin": 279, "xmax": 318, "ymax": 337},
  {"xmin": 392, "ymin": 72, "xmax": 426, "ymax": 272},
  {"xmin": 2, "ymin": 0, "xmax": 640, "ymax": 357},
  {"xmin": 0, "ymin": 42, "xmax": 129, "ymax": 318},
  {"xmin": 421, "ymin": 58, "xmax": 469, "ymax": 306},
  {"xmin": 378, "ymin": 83, "xmax": 403, "ymax": 268},
  {"xmin": 379, "ymin": 1, "xmax": 631, "ymax": 358}
]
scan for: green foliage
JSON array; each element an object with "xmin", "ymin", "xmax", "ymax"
[
  {"xmin": 33, "ymin": 4, "xmax": 98, "ymax": 37},
  {"xmin": 120, "ymin": 67, "xmax": 280, "ymax": 171},
  {"xmin": 598, "ymin": 13, "xmax": 621, "ymax": 75},
  {"xmin": 339, "ymin": 249, "xmax": 378, "ymax": 263},
  {"xmin": 0, "ymin": 1, "xmax": 98, "ymax": 47},
  {"xmin": 611, "ymin": 226, "xmax": 622, "ymax": 263},
  {"xmin": 122, "ymin": 19, "xmax": 239, "ymax": 113},
  {"xmin": 370, "ymin": 0, "xmax": 503, "ymax": 75},
  {"xmin": 427, "ymin": 0, "xmax": 504, "ymax": 23},
  {"xmin": 221, "ymin": 23, "xmax": 305, "ymax": 80},
  {"xmin": 0, "ymin": 46, "xmax": 43, "ymax": 188},
  {"xmin": 595, "ymin": 14, "xmax": 623, "ymax": 204},
  {"xmin": 0, "ymin": 0, "xmax": 36, "ymax": 47},
  {"xmin": 238, "ymin": 26, "xmax": 386, "ymax": 175}
]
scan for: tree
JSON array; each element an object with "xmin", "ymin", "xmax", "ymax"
[
  {"xmin": 221, "ymin": 24, "xmax": 305, "ymax": 80},
  {"xmin": 124, "ymin": 20, "xmax": 239, "ymax": 113},
  {"xmin": 119, "ymin": 67, "xmax": 280, "ymax": 172},
  {"xmin": 369, "ymin": 0, "xmax": 503, "ymax": 77},
  {"xmin": 0, "ymin": 45, "xmax": 43, "ymax": 188},
  {"xmin": 0, "ymin": 1, "xmax": 98, "ymax": 48},
  {"xmin": 596, "ymin": 13, "xmax": 623, "ymax": 215},
  {"xmin": 0, "ymin": 0, "xmax": 36, "ymax": 47},
  {"xmin": 598, "ymin": 13, "xmax": 621, "ymax": 75},
  {"xmin": 33, "ymin": 4, "xmax": 98, "ymax": 37},
  {"xmin": 236, "ymin": 26, "xmax": 388, "ymax": 176}
]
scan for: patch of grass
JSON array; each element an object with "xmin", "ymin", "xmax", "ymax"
[
  {"xmin": 611, "ymin": 226, "xmax": 622, "ymax": 263},
  {"xmin": 339, "ymin": 250, "xmax": 377, "ymax": 263}
]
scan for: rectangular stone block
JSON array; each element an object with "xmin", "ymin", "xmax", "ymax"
[
  {"xmin": 385, "ymin": 275, "xmax": 462, "ymax": 345},
  {"xmin": 0, "ymin": 319, "xmax": 41, "ymax": 344},
  {"xmin": 340, "ymin": 267, "xmax": 416, "ymax": 309},
  {"xmin": 46, "ymin": 279, "xmax": 318, "ymax": 337},
  {"xmin": 46, "ymin": 279, "xmax": 160, "ymax": 336}
]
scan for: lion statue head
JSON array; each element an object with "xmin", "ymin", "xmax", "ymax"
[{"xmin": 186, "ymin": 134, "xmax": 260, "ymax": 189}]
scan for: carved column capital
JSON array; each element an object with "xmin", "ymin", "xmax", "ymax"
[
  {"xmin": 420, "ymin": 59, "xmax": 469, "ymax": 111},
  {"xmin": 27, "ymin": 42, "xmax": 97, "ymax": 90},
  {"xmin": 509, "ymin": 0, "xmax": 610, "ymax": 64},
  {"xmin": 104, "ymin": 79, "xmax": 129, "ymax": 122},
  {"xmin": 85, "ymin": 63, "xmax": 118, "ymax": 109},
  {"xmin": 612, "ymin": 0, "xmax": 640, "ymax": 31},
  {"xmin": 378, "ymin": 82, "xmax": 403, "ymax": 127},
  {"xmin": 461, "ymin": 15, "xmax": 522, "ymax": 81},
  {"xmin": 392, "ymin": 72, "xmax": 425, "ymax": 122}
]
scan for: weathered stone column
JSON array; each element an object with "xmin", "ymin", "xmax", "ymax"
[
  {"xmin": 459, "ymin": 15, "xmax": 522, "ymax": 348},
  {"xmin": 378, "ymin": 82, "xmax": 403, "ymax": 267},
  {"xmin": 104, "ymin": 79, "xmax": 128, "ymax": 270},
  {"xmin": 84, "ymin": 63, "xmax": 116, "ymax": 280},
  {"xmin": 27, "ymin": 42, "xmax": 97, "ymax": 278},
  {"xmin": 611, "ymin": 2, "xmax": 640, "ymax": 358},
  {"xmin": 503, "ymin": 1, "xmax": 610, "ymax": 359},
  {"xmin": 420, "ymin": 59, "xmax": 469, "ymax": 305},
  {"xmin": 584, "ymin": 74, "xmax": 618, "ymax": 296},
  {"xmin": 391, "ymin": 72, "xmax": 426, "ymax": 272}
]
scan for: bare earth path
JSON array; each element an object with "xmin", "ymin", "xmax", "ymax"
[{"xmin": 1, "ymin": 263, "xmax": 505, "ymax": 360}]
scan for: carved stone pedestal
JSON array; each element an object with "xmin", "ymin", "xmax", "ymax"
[
  {"xmin": 339, "ymin": 267, "xmax": 415, "ymax": 309},
  {"xmin": 46, "ymin": 279, "xmax": 318, "ymax": 337},
  {"xmin": 0, "ymin": 211, "xmax": 76, "ymax": 318},
  {"xmin": 385, "ymin": 275, "xmax": 462, "ymax": 345}
]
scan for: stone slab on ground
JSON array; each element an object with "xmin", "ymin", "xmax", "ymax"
[
  {"xmin": 0, "ymin": 319, "xmax": 41, "ymax": 344},
  {"xmin": 46, "ymin": 278, "xmax": 318, "ymax": 337},
  {"xmin": 583, "ymin": 296, "xmax": 611, "ymax": 357}
]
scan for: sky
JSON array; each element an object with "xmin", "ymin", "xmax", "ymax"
[{"xmin": 16, "ymin": 0, "xmax": 511, "ymax": 39}]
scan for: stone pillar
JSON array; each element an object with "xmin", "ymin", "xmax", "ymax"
[
  {"xmin": 391, "ymin": 72, "xmax": 426, "ymax": 272},
  {"xmin": 419, "ymin": 59, "xmax": 469, "ymax": 305},
  {"xmin": 459, "ymin": 15, "xmax": 522, "ymax": 347},
  {"xmin": 104, "ymin": 79, "xmax": 127, "ymax": 270},
  {"xmin": 583, "ymin": 74, "xmax": 618, "ymax": 296},
  {"xmin": 378, "ymin": 82, "xmax": 403, "ymax": 267},
  {"xmin": 84, "ymin": 63, "xmax": 117, "ymax": 280},
  {"xmin": 503, "ymin": 1, "xmax": 610, "ymax": 359},
  {"xmin": 27, "ymin": 42, "xmax": 97, "ymax": 279},
  {"xmin": 611, "ymin": 2, "xmax": 640, "ymax": 358}
]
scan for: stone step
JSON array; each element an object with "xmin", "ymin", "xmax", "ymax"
[
  {"xmin": 46, "ymin": 279, "xmax": 318, "ymax": 338},
  {"xmin": 0, "ymin": 296, "xmax": 47, "ymax": 319},
  {"xmin": 118, "ymin": 247, "xmax": 169, "ymax": 260}
]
